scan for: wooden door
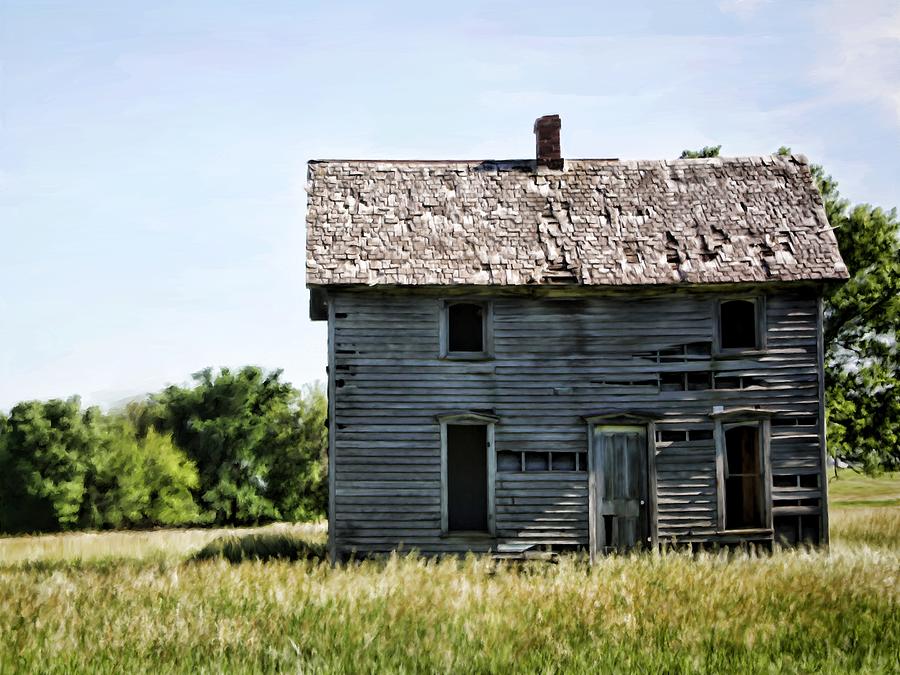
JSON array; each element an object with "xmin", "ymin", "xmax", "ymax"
[{"xmin": 592, "ymin": 426, "xmax": 648, "ymax": 553}]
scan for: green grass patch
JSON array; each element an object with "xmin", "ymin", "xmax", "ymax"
[{"xmin": 828, "ymin": 470, "xmax": 900, "ymax": 507}]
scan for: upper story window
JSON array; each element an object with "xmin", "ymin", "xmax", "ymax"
[
  {"xmin": 717, "ymin": 298, "xmax": 763, "ymax": 351},
  {"xmin": 441, "ymin": 301, "xmax": 493, "ymax": 359}
]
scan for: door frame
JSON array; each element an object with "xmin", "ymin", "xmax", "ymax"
[
  {"xmin": 437, "ymin": 411, "xmax": 499, "ymax": 536},
  {"xmin": 584, "ymin": 414, "xmax": 658, "ymax": 561}
]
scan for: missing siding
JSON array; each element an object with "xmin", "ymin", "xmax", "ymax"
[
  {"xmin": 524, "ymin": 452, "xmax": 550, "ymax": 471},
  {"xmin": 658, "ymin": 429, "xmax": 688, "ymax": 443},
  {"xmin": 550, "ymin": 452, "xmax": 577, "ymax": 471},
  {"xmin": 496, "ymin": 450, "xmax": 587, "ymax": 473},
  {"xmin": 592, "ymin": 377, "xmax": 658, "ymax": 388},
  {"xmin": 686, "ymin": 372, "xmax": 712, "ymax": 390},
  {"xmin": 660, "ymin": 371, "xmax": 685, "ymax": 391},
  {"xmin": 655, "ymin": 428, "xmax": 714, "ymax": 443},
  {"xmin": 775, "ymin": 515, "xmax": 821, "ymax": 547},
  {"xmin": 714, "ymin": 374, "xmax": 765, "ymax": 390},
  {"xmin": 654, "ymin": 343, "xmax": 712, "ymax": 361},
  {"xmin": 772, "ymin": 416, "xmax": 818, "ymax": 428},
  {"xmin": 497, "ymin": 451, "xmax": 522, "ymax": 472}
]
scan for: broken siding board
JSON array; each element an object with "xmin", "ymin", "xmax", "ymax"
[{"xmin": 329, "ymin": 287, "xmax": 825, "ymax": 556}]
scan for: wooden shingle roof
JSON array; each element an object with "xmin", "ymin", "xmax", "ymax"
[{"xmin": 305, "ymin": 155, "xmax": 847, "ymax": 287}]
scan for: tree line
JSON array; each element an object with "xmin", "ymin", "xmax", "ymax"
[{"xmin": 0, "ymin": 367, "xmax": 327, "ymax": 533}]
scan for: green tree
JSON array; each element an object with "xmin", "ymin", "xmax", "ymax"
[
  {"xmin": 0, "ymin": 398, "xmax": 97, "ymax": 532},
  {"xmin": 83, "ymin": 420, "xmax": 202, "ymax": 528},
  {"xmin": 264, "ymin": 383, "xmax": 328, "ymax": 522},
  {"xmin": 152, "ymin": 367, "xmax": 327, "ymax": 525},
  {"xmin": 679, "ymin": 145, "xmax": 722, "ymax": 159}
]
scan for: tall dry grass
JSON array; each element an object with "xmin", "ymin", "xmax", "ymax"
[{"xmin": 0, "ymin": 508, "xmax": 897, "ymax": 672}]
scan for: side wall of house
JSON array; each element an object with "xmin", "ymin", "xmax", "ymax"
[{"xmin": 328, "ymin": 286, "xmax": 825, "ymax": 556}]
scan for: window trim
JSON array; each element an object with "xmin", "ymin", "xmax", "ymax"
[
  {"xmin": 713, "ymin": 296, "xmax": 766, "ymax": 355},
  {"xmin": 714, "ymin": 418, "xmax": 773, "ymax": 533},
  {"xmin": 439, "ymin": 300, "xmax": 494, "ymax": 360},
  {"xmin": 437, "ymin": 412, "xmax": 497, "ymax": 536}
]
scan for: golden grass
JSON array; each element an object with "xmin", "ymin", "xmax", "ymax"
[
  {"xmin": 0, "ymin": 496, "xmax": 897, "ymax": 672},
  {"xmin": 1, "ymin": 543, "xmax": 897, "ymax": 673},
  {"xmin": 0, "ymin": 521, "xmax": 326, "ymax": 564}
]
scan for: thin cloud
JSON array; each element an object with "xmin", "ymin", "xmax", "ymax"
[
  {"xmin": 814, "ymin": 0, "xmax": 900, "ymax": 125},
  {"xmin": 718, "ymin": 0, "xmax": 772, "ymax": 19}
]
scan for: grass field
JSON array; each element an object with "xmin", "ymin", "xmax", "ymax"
[{"xmin": 1, "ymin": 477, "xmax": 898, "ymax": 673}]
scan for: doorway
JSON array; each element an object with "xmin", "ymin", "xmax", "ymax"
[{"xmin": 591, "ymin": 425, "xmax": 650, "ymax": 554}]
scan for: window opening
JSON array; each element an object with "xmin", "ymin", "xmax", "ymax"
[
  {"xmin": 724, "ymin": 424, "xmax": 764, "ymax": 529},
  {"xmin": 719, "ymin": 299, "xmax": 758, "ymax": 350},
  {"xmin": 448, "ymin": 303, "xmax": 484, "ymax": 353}
]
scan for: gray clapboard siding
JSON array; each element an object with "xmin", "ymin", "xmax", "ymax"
[{"xmin": 328, "ymin": 285, "xmax": 826, "ymax": 556}]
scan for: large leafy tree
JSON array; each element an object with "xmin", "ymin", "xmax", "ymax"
[
  {"xmin": 0, "ymin": 398, "xmax": 97, "ymax": 531},
  {"xmin": 151, "ymin": 367, "xmax": 327, "ymax": 525}
]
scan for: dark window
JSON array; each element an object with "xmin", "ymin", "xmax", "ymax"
[
  {"xmin": 446, "ymin": 425, "xmax": 488, "ymax": 532},
  {"xmin": 686, "ymin": 371, "xmax": 711, "ymax": 390},
  {"xmin": 497, "ymin": 450, "xmax": 586, "ymax": 472},
  {"xmin": 660, "ymin": 371, "xmax": 685, "ymax": 391},
  {"xmin": 724, "ymin": 425, "xmax": 764, "ymax": 529},
  {"xmin": 524, "ymin": 452, "xmax": 549, "ymax": 472},
  {"xmin": 799, "ymin": 474, "xmax": 819, "ymax": 488},
  {"xmin": 551, "ymin": 452, "xmax": 577, "ymax": 471},
  {"xmin": 497, "ymin": 451, "xmax": 522, "ymax": 472},
  {"xmin": 773, "ymin": 475, "xmax": 797, "ymax": 488},
  {"xmin": 775, "ymin": 514, "xmax": 821, "ymax": 546},
  {"xmin": 658, "ymin": 429, "xmax": 688, "ymax": 443},
  {"xmin": 448, "ymin": 303, "xmax": 484, "ymax": 352},
  {"xmin": 719, "ymin": 300, "xmax": 758, "ymax": 350},
  {"xmin": 691, "ymin": 429, "xmax": 714, "ymax": 441}
]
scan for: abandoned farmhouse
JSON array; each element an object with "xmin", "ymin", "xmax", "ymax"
[{"xmin": 306, "ymin": 116, "xmax": 848, "ymax": 560}]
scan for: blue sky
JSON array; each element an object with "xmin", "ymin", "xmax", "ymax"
[{"xmin": 1, "ymin": 0, "xmax": 898, "ymax": 410}]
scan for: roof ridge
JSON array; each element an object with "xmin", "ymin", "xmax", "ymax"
[{"xmin": 307, "ymin": 154, "xmax": 807, "ymax": 166}]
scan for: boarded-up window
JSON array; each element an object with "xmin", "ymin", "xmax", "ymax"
[
  {"xmin": 719, "ymin": 300, "xmax": 758, "ymax": 349},
  {"xmin": 724, "ymin": 425, "xmax": 764, "ymax": 529},
  {"xmin": 446, "ymin": 425, "xmax": 488, "ymax": 532},
  {"xmin": 448, "ymin": 303, "xmax": 484, "ymax": 352}
]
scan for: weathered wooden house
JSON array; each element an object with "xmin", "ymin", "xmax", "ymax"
[{"xmin": 306, "ymin": 115, "xmax": 848, "ymax": 561}]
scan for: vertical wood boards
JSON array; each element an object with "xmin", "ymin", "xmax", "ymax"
[{"xmin": 327, "ymin": 286, "xmax": 827, "ymax": 556}]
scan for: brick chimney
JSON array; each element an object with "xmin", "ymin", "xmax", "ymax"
[{"xmin": 534, "ymin": 114, "xmax": 562, "ymax": 169}]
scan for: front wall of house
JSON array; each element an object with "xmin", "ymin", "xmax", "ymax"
[{"xmin": 328, "ymin": 287, "xmax": 826, "ymax": 556}]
